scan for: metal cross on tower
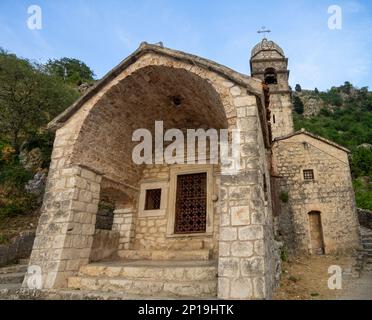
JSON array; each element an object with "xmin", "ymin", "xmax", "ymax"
[{"xmin": 257, "ymin": 26, "xmax": 271, "ymax": 39}]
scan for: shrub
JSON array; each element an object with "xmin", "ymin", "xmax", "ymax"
[{"xmin": 280, "ymin": 192, "xmax": 289, "ymax": 203}]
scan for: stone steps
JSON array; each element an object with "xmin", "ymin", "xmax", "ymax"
[
  {"xmin": 68, "ymin": 276, "xmax": 217, "ymax": 298},
  {"xmin": 79, "ymin": 260, "xmax": 217, "ymax": 281},
  {"xmin": 117, "ymin": 249, "xmax": 211, "ymax": 261},
  {"xmin": 0, "ymin": 264, "xmax": 27, "ymax": 275},
  {"xmin": 0, "ymin": 263, "xmax": 27, "ymax": 295},
  {"xmin": 0, "ymin": 272, "xmax": 25, "ymax": 285},
  {"xmin": 67, "ymin": 260, "xmax": 217, "ymax": 298},
  {"xmin": 0, "ymin": 288, "xmax": 217, "ymax": 300}
]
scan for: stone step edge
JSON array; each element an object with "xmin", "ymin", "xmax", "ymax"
[
  {"xmin": 0, "ymin": 272, "xmax": 26, "ymax": 283},
  {"xmin": 78, "ymin": 267, "xmax": 217, "ymax": 281},
  {"xmin": 69, "ymin": 275, "xmax": 217, "ymax": 285},
  {"xmin": 117, "ymin": 249, "xmax": 211, "ymax": 259},
  {"xmin": 0, "ymin": 265, "xmax": 28, "ymax": 275},
  {"xmin": 68, "ymin": 277, "xmax": 217, "ymax": 298},
  {"xmin": 0, "ymin": 288, "xmax": 217, "ymax": 300}
]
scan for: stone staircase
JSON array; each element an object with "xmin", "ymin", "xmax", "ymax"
[
  {"xmin": 361, "ymin": 227, "xmax": 372, "ymax": 272},
  {"xmin": 117, "ymin": 249, "xmax": 211, "ymax": 261},
  {"xmin": 0, "ymin": 259, "xmax": 28, "ymax": 295},
  {"xmin": 67, "ymin": 254, "xmax": 218, "ymax": 298}
]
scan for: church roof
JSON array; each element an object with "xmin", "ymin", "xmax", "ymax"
[
  {"xmin": 251, "ymin": 38, "xmax": 285, "ymax": 59},
  {"xmin": 273, "ymin": 129, "xmax": 350, "ymax": 153},
  {"xmin": 48, "ymin": 42, "xmax": 263, "ymax": 130}
]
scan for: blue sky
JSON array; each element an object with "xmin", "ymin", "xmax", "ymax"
[{"xmin": 0, "ymin": 0, "xmax": 371, "ymax": 90}]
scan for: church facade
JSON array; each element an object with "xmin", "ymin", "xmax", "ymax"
[{"xmin": 24, "ymin": 39, "xmax": 360, "ymax": 299}]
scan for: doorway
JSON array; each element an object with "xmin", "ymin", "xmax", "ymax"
[{"xmin": 308, "ymin": 211, "xmax": 325, "ymax": 255}]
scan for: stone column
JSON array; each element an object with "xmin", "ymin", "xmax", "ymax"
[
  {"xmin": 217, "ymin": 90, "xmax": 272, "ymax": 300},
  {"xmin": 112, "ymin": 208, "xmax": 135, "ymax": 251},
  {"xmin": 23, "ymin": 165, "xmax": 101, "ymax": 289}
]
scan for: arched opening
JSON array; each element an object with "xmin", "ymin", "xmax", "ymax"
[
  {"xmin": 264, "ymin": 67, "xmax": 278, "ymax": 85},
  {"xmin": 308, "ymin": 211, "xmax": 325, "ymax": 255},
  {"xmin": 71, "ymin": 64, "xmax": 233, "ymax": 258}
]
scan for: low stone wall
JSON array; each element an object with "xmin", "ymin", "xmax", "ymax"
[
  {"xmin": 0, "ymin": 231, "xmax": 35, "ymax": 267},
  {"xmin": 358, "ymin": 208, "xmax": 372, "ymax": 229},
  {"xmin": 89, "ymin": 230, "xmax": 120, "ymax": 262}
]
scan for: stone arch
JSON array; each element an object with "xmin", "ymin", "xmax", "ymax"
[{"xmin": 27, "ymin": 46, "xmax": 275, "ymax": 299}]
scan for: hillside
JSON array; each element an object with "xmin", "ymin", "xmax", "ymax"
[
  {"xmin": 292, "ymin": 83, "xmax": 372, "ymax": 210},
  {"xmin": 0, "ymin": 49, "xmax": 95, "ymax": 243}
]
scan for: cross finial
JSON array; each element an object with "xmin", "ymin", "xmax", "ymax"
[{"xmin": 257, "ymin": 26, "xmax": 271, "ymax": 39}]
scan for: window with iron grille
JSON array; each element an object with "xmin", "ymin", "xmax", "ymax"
[
  {"xmin": 303, "ymin": 169, "xmax": 314, "ymax": 180},
  {"xmin": 144, "ymin": 189, "xmax": 162, "ymax": 210},
  {"xmin": 174, "ymin": 172, "xmax": 207, "ymax": 234}
]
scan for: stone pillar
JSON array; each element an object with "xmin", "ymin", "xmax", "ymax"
[
  {"xmin": 217, "ymin": 90, "xmax": 273, "ymax": 300},
  {"xmin": 23, "ymin": 165, "xmax": 101, "ymax": 289},
  {"xmin": 112, "ymin": 208, "xmax": 135, "ymax": 251}
]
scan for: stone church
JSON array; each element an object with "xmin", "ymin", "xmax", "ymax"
[{"xmin": 24, "ymin": 38, "xmax": 360, "ymax": 299}]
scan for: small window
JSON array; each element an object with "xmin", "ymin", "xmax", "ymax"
[
  {"xmin": 264, "ymin": 68, "xmax": 278, "ymax": 85},
  {"xmin": 273, "ymin": 114, "xmax": 276, "ymax": 124},
  {"xmin": 303, "ymin": 169, "xmax": 314, "ymax": 180},
  {"xmin": 144, "ymin": 189, "xmax": 162, "ymax": 210}
]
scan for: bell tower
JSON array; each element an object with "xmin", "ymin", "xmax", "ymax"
[{"xmin": 250, "ymin": 38, "xmax": 294, "ymax": 139}]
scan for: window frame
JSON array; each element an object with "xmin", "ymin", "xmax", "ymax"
[
  {"xmin": 138, "ymin": 181, "xmax": 168, "ymax": 218},
  {"xmin": 166, "ymin": 165, "xmax": 214, "ymax": 238},
  {"xmin": 303, "ymin": 169, "xmax": 315, "ymax": 181}
]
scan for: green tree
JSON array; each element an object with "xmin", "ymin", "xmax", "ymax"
[
  {"xmin": 45, "ymin": 57, "xmax": 95, "ymax": 86},
  {"xmin": 350, "ymin": 148, "xmax": 372, "ymax": 178},
  {"xmin": 0, "ymin": 50, "xmax": 79, "ymax": 152},
  {"xmin": 340, "ymin": 81, "xmax": 353, "ymax": 94},
  {"xmin": 295, "ymin": 84, "xmax": 302, "ymax": 92},
  {"xmin": 293, "ymin": 96, "xmax": 304, "ymax": 114}
]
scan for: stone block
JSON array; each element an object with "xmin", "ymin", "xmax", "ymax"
[
  {"xmin": 238, "ymin": 225, "xmax": 263, "ymax": 241},
  {"xmin": 230, "ymin": 278, "xmax": 253, "ymax": 299},
  {"xmin": 218, "ymin": 258, "xmax": 240, "ymax": 277},
  {"xmin": 231, "ymin": 241, "xmax": 253, "ymax": 257},
  {"xmin": 220, "ymin": 227, "xmax": 237, "ymax": 241},
  {"xmin": 231, "ymin": 206, "xmax": 250, "ymax": 226},
  {"xmin": 240, "ymin": 256, "xmax": 264, "ymax": 277}
]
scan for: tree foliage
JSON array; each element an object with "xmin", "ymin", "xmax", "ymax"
[
  {"xmin": 293, "ymin": 96, "xmax": 304, "ymax": 114},
  {"xmin": 45, "ymin": 57, "xmax": 95, "ymax": 86},
  {"xmin": 0, "ymin": 49, "xmax": 89, "ymax": 219},
  {"xmin": 0, "ymin": 50, "xmax": 79, "ymax": 152}
]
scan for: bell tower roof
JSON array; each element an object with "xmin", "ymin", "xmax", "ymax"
[{"xmin": 251, "ymin": 38, "xmax": 285, "ymax": 59}]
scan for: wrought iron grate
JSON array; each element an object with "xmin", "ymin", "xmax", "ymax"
[
  {"xmin": 145, "ymin": 189, "xmax": 162, "ymax": 210},
  {"xmin": 174, "ymin": 172, "xmax": 207, "ymax": 234}
]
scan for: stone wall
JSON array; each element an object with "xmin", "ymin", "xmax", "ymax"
[
  {"xmin": 0, "ymin": 231, "xmax": 35, "ymax": 267},
  {"xmin": 89, "ymin": 230, "xmax": 119, "ymax": 262},
  {"xmin": 272, "ymin": 133, "xmax": 360, "ymax": 254},
  {"xmin": 267, "ymin": 93, "xmax": 294, "ymax": 139}
]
